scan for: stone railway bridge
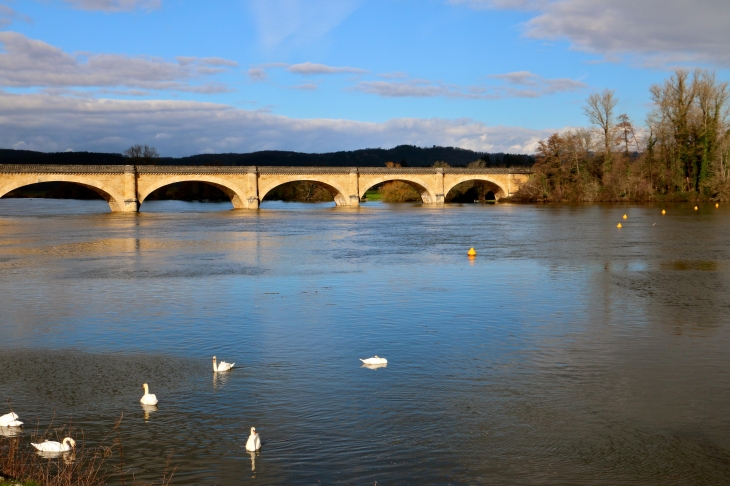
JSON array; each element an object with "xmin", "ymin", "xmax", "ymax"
[{"xmin": 0, "ymin": 164, "xmax": 532, "ymax": 212}]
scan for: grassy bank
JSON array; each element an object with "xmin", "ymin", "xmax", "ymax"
[{"xmin": 0, "ymin": 419, "xmax": 173, "ymax": 486}]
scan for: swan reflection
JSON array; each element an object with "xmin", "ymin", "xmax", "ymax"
[
  {"xmin": 0, "ymin": 426, "xmax": 22, "ymax": 438},
  {"xmin": 361, "ymin": 363, "xmax": 388, "ymax": 370},
  {"xmin": 248, "ymin": 450, "xmax": 260, "ymax": 472},
  {"xmin": 141, "ymin": 403, "xmax": 158, "ymax": 421},
  {"xmin": 36, "ymin": 450, "xmax": 76, "ymax": 463},
  {"xmin": 213, "ymin": 369, "xmax": 232, "ymax": 389}
]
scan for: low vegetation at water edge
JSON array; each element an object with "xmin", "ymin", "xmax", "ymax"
[{"xmin": 513, "ymin": 69, "xmax": 730, "ymax": 202}]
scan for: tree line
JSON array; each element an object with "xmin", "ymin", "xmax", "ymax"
[{"xmin": 516, "ymin": 69, "xmax": 730, "ymax": 202}]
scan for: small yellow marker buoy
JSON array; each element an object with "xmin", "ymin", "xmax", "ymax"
[
  {"xmin": 694, "ymin": 206, "xmax": 699, "ymax": 211},
  {"xmin": 617, "ymin": 223, "xmax": 622, "ymax": 228},
  {"xmin": 661, "ymin": 209, "xmax": 666, "ymax": 215},
  {"xmin": 467, "ymin": 247, "xmax": 477, "ymax": 256},
  {"xmin": 622, "ymin": 214, "xmax": 628, "ymax": 219},
  {"xmin": 716, "ymin": 203, "xmax": 719, "ymax": 208}
]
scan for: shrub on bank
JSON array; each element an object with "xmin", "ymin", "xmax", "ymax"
[{"xmin": 380, "ymin": 181, "xmax": 420, "ymax": 202}]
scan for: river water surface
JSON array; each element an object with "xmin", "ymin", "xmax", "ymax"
[{"xmin": 1, "ymin": 199, "xmax": 729, "ymax": 485}]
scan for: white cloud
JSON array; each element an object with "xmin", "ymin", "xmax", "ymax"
[
  {"xmin": 287, "ymin": 62, "xmax": 367, "ymax": 76},
  {"xmin": 290, "ymin": 83, "xmax": 319, "ymax": 91},
  {"xmin": 0, "ymin": 91, "xmax": 552, "ymax": 155},
  {"xmin": 0, "ymin": 4, "xmax": 31, "ymax": 28},
  {"xmin": 489, "ymin": 71, "xmax": 586, "ymax": 96},
  {"xmin": 354, "ymin": 80, "xmax": 485, "ymax": 99},
  {"xmin": 63, "ymin": 0, "xmax": 161, "ymax": 12},
  {"xmin": 0, "ymin": 32, "xmax": 236, "ymax": 92},
  {"xmin": 248, "ymin": 0, "xmax": 361, "ymax": 49},
  {"xmin": 354, "ymin": 72, "xmax": 585, "ymax": 99},
  {"xmin": 452, "ymin": 0, "xmax": 730, "ymax": 66},
  {"xmin": 378, "ymin": 72, "xmax": 409, "ymax": 79},
  {"xmin": 248, "ymin": 61, "xmax": 368, "ymax": 82},
  {"xmin": 248, "ymin": 67, "xmax": 268, "ymax": 81}
]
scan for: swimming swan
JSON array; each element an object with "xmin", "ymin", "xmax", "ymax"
[
  {"xmin": 213, "ymin": 356, "xmax": 235, "ymax": 372},
  {"xmin": 32, "ymin": 437, "xmax": 76, "ymax": 452},
  {"xmin": 140, "ymin": 383, "xmax": 158, "ymax": 406},
  {"xmin": 360, "ymin": 356, "xmax": 388, "ymax": 365},
  {"xmin": 246, "ymin": 427, "xmax": 261, "ymax": 451},
  {"xmin": 0, "ymin": 412, "xmax": 22, "ymax": 427}
]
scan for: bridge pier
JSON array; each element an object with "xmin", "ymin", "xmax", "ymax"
[
  {"xmin": 434, "ymin": 168, "xmax": 445, "ymax": 204},
  {"xmin": 246, "ymin": 167, "xmax": 260, "ymax": 209},
  {"xmin": 348, "ymin": 169, "xmax": 360, "ymax": 207},
  {"xmin": 123, "ymin": 165, "xmax": 139, "ymax": 212}
]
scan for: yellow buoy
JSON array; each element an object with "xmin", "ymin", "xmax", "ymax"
[
  {"xmin": 467, "ymin": 247, "xmax": 477, "ymax": 256},
  {"xmin": 622, "ymin": 214, "xmax": 628, "ymax": 219},
  {"xmin": 661, "ymin": 209, "xmax": 666, "ymax": 215},
  {"xmin": 716, "ymin": 203, "xmax": 719, "ymax": 208},
  {"xmin": 694, "ymin": 206, "xmax": 699, "ymax": 210},
  {"xmin": 617, "ymin": 223, "xmax": 622, "ymax": 228}
]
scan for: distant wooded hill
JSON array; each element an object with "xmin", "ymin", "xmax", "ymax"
[{"xmin": 0, "ymin": 145, "xmax": 534, "ymax": 168}]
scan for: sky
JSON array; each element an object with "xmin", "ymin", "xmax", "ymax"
[{"xmin": 0, "ymin": 0, "xmax": 728, "ymax": 156}]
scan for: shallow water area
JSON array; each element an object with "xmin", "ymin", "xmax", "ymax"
[{"xmin": 1, "ymin": 198, "xmax": 730, "ymax": 484}]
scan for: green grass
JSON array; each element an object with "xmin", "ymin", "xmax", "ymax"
[
  {"xmin": 0, "ymin": 478, "xmax": 41, "ymax": 486},
  {"xmin": 362, "ymin": 189, "xmax": 383, "ymax": 201}
]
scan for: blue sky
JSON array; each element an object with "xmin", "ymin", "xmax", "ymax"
[{"xmin": 0, "ymin": 0, "xmax": 728, "ymax": 156}]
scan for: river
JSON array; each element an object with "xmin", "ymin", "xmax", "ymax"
[{"xmin": 1, "ymin": 199, "xmax": 729, "ymax": 484}]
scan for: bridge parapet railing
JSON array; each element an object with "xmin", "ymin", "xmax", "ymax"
[
  {"xmin": 0, "ymin": 164, "xmax": 533, "ymax": 175},
  {"xmin": 134, "ymin": 165, "xmax": 257, "ymax": 174},
  {"xmin": 0, "ymin": 164, "xmax": 127, "ymax": 173}
]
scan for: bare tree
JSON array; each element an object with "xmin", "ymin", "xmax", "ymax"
[
  {"xmin": 466, "ymin": 160, "xmax": 485, "ymax": 169},
  {"xmin": 123, "ymin": 144, "xmax": 160, "ymax": 165},
  {"xmin": 583, "ymin": 89, "xmax": 618, "ymax": 174}
]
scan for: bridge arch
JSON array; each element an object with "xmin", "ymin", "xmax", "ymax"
[
  {"xmin": 444, "ymin": 175, "xmax": 509, "ymax": 201},
  {"xmin": 259, "ymin": 177, "xmax": 349, "ymax": 206},
  {"xmin": 0, "ymin": 176, "xmax": 125, "ymax": 212},
  {"xmin": 137, "ymin": 176, "xmax": 248, "ymax": 209},
  {"xmin": 359, "ymin": 176, "xmax": 437, "ymax": 203}
]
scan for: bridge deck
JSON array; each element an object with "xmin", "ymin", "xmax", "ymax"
[{"xmin": 0, "ymin": 164, "xmax": 532, "ymax": 211}]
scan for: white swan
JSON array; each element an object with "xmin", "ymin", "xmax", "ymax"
[
  {"xmin": 0, "ymin": 412, "xmax": 22, "ymax": 427},
  {"xmin": 140, "ymin": 383, "xmax": 158, "ymax": 405},
  {"xmin": 213, "ymin": 356, "xmax": 235, "ymax": 372},
  {"xmin": 245, "ymin": 427, "xmax": 261, "ymax": 451},
  {"xmin": 32, "ymin": 437, "xmax": 76, "ymax": 453},
  {"xmin": 360, "ymin": 356, "xmax": 388, "ymax": 365}
]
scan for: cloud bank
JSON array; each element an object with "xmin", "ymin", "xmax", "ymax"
[
  {"xmin": 452, "ymin": 0, "xmax": 730, "ymax": 66},
  {"xmin": 0, "ymin": 92, "xmax": 552, "ymax": 155},
  {"xmin": 0, "ymin": 32, "xmax": 236, "ymax": 93},
  {"xmin": 354, "ymin": 71, "xmax": 585, "ymax": 99}
]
